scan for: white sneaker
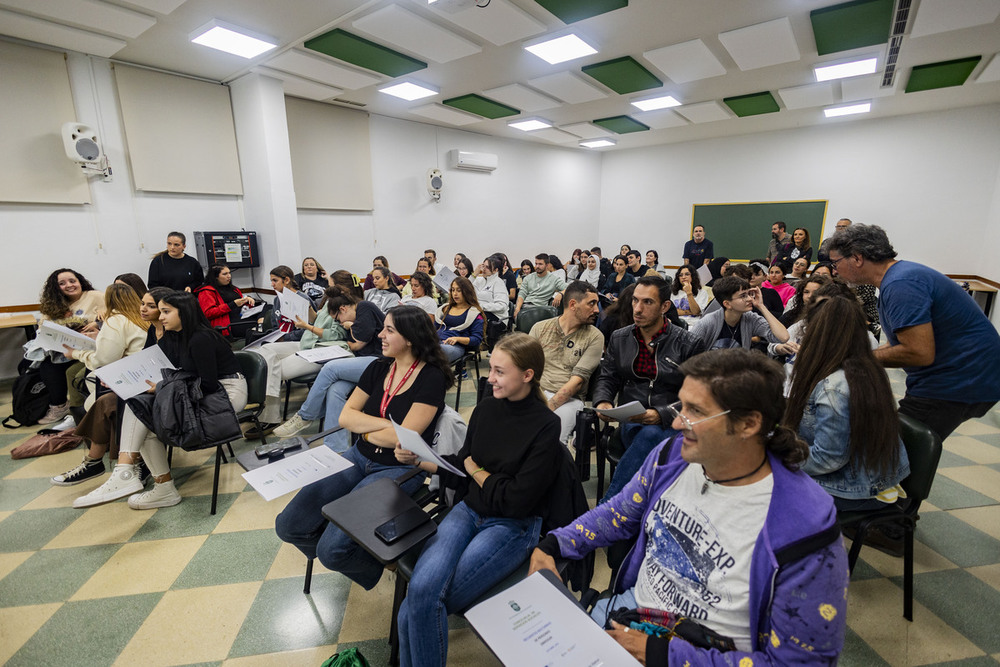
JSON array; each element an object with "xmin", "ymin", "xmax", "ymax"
[
  {"xmin": 273, "ymin": 413, "xmax": 314, "ymax": 438},
  {"xmin": 73, "ymin": 463, "xmax": 143, "ymax": 508},
  {"xmin": 50, "ymin": 414, "xmax": 77, "ymax": 431},
  {"xmin": 127, "ymin": 480, "xmax": 181, "ymax": 510}
]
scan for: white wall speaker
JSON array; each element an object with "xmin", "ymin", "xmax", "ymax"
[{"xmin": 62, "ymin": 122, "xmax": 104, "ymax": 163}]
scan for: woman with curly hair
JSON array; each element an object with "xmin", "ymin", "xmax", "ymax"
[
  {"xmin": 436, "ymin": 277, "xmax": 484, "ymax": 364},
  {"xmin": 31, "ymin": 269, "xmax": 104, "ymax": 424}
]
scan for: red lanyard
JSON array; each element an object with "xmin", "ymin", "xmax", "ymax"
[{"xmin": 380, "ymin": 359, "xmax": 419, "ymax": 418}]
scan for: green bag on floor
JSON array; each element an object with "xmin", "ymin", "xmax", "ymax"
[{"xmin": 320, "ymin": 647, "xmax": 369, "ymax": 667}]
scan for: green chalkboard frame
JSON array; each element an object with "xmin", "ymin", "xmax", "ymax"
[{"xmin": 691, "ymin": 200, "xmax": 829, "ymax": 262}]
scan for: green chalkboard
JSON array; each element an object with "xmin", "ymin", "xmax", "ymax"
[{"xmin": 691, "ymin": 200, "xmax": 829, "ymax": 262}]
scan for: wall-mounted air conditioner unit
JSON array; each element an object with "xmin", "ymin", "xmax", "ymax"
[{"xmin": 447, "ymin": 149, "xmax": 498, "ymax": 172}]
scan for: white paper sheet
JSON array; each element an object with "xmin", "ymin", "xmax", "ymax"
[
  {"xmin": 35, "ymin": 320, "xmax": 97, "ymax": 353},
  {"xmin": 278, "ymin": 290, "xmax": 310, "ymax": 325},
  {"xmin": 391, "ymin": 418, "xmax": 465, "ymax": 477},
  {"xmin": 224, "ymin": 242, "xmax": 242, "ymax": 262},
  {"xmin": 92, "ymin": 345, "xmax": 177, "ymax": 400},
  {"xmin": 242, "ymin": 445, "xmax": 352, "ymax": 501},
  {"xmin": 295, "ymin": 346, "xmax": 353, "ymax": 363},
  {"xmin": 242, "ymin": 328, "xmax": 285, "ymax": 350},
  {"xmin": 595, "ymin": 400, "xmax": 646, "ymax": 420},
  {"xmin": 465, "ymin": 571, "xmax": 641, "ymax": 667},
  {"xmin": 697, "ymin": 263, "xmax": 713, "ymax": 286},
  {"xmin": 433, "ymin": 266, "xmax": 457, "ymax": 293},
  {"xmin": 240, "ymin": 304, "xmax": 264, "ymax": 319}
]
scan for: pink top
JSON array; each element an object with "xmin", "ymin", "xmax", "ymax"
[{"xmin": 763, "ymin": 280, "xmax": 796, "ymax": 306}]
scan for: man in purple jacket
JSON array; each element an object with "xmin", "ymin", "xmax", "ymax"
[{"xmin": 531, "ymin": 349, "xmax": 848, "ymax": 665}]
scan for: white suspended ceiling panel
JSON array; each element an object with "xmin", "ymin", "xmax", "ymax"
[
  {"xmin": 481, "ymin": 83, "xmax": 561, "ymax": 112},
  {"xmin": 409, "ymin": 102, "xmax": 481, "ymax": 125},
  {"xmin": 0, "ymin": 8, "xmax": 125, "ymax": 57},
  {"xmin": 418, "ymin": 0, "xmax": 545, "ymax": 46},
  {"xmin": 718, "ymin": 17, "xmax": 800, "ymax": 72},
  {"xmin": 526, "ymin": 71, "xmax": 607, "ymax": 104},
  {"xmin": 250, "ymin": 67, "xmax": 343, "ymax": 101},
  {"xmin": 353, "ymin": 4, "xmax": 481, "ymax": 63},
  {"xmin": 0, "ymin": 0, "xmax": 156, "ymax": 39},
  {"xmin": 266, "ymin": 49, "xmax": 382, "ymax": 90},
  {"xmin": 643, "ymin": 39, "xmax": 727, "ymax": 84}
]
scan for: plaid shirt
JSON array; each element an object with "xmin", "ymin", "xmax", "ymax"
[{"xmin": 632, "ymin": 319, "xmax": 669, "ymax": 379}]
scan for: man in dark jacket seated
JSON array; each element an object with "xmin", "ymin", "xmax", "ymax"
[
  {"xmin": 531, "ymin": 349, "xmax": 848, "ymax": 666},
  {"xmin": 594, "ymin": 275, "xmax": 705, "ymax": 501}
]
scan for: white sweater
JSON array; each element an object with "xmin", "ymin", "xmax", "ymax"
[{"xmin": 74, "ymin": 313, "xmax": 147, "ymax": 371}]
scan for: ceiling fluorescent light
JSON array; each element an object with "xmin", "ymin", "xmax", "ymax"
[
  {"xmin": 508, "ymin": 118, "xmax": 552, "ymax": 131},
  {"xmin": 191, "ymin": 21, "xmax": 276, "ymax": 59},
  {"xmin": 824, "ymin": 102, "xmax": 871, "ymax": 118},
  {"xmin": 631, "ymin": 94, "xmax": 680, "ymax": 111},
  {"xmin": 525, "ymin": 34, "xmax": 597, "ymax": 65},
  {"xmin": 380, "ymin": 82, "xmax": 438, "ymax": 101},
  {"xmin": 580, "ymin": 138, "xmax": 616, "ymax": 148},
  {"xmin": 814, "ymin": 57, "xmax": 877, "ymax": 82}
]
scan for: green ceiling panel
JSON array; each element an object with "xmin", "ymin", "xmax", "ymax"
[
  {"xmin": 305, "ymin": 29, "xmax": 426, "ymax": 77},
  {"xmin": 443, "ymin": 94, "xmax": 519, "ymax": 119},
  {"xmin": 534, "ymin": 0, "xmax": 628, "ymax": 24},
  {"xmin": 593, "ymin": 115, "xmax": 649, "ymax": 134},
  {"xmin": 582, "ymin": 56, "xmax": 662, "ymax": 94},
  {"xmin": 905, "ymin": 56, "xmax": 982, "ymax": 93},
  {"xmin": 724, "ymin": 92, "xmax": 780, "ymax": 117},
  {"xmin": 810, "ymin": 0, "xmax": 894, "ymax": 56}
]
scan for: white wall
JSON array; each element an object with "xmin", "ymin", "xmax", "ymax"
[
  {"xmin": 298, "ymin": 114, "xmax": 602, "ymax": 277},
  {"xmin": 598, "ymin": 104, "xmax": 1000, "ymax": 278},
  {"xmin": 0, "ymin": 54, "xmax": 248, "ymax": 306}
]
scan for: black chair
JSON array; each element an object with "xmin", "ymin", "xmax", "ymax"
[
  {"xmin": 167, "ymin": 351, "xmax": 269, "ymax": 515},
  {"xmin": 451, "ymin": 350, "xmax": 481, "ymax": 410},
  {"xmin": 838, "ymin": 413, "xmax": 942, "ymax": 621},
  {"xmin": 515, "ymin": 305, "xmax": 558, "ymax": 333}
]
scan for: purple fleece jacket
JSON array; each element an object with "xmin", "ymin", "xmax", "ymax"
[{"xmin": 548, "ymin": 434, "xmax": 849, "ymax": 665}]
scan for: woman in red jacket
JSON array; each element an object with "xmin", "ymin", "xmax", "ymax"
[{"xmin": 195, "ymin": 265, "xmax": 256, "ymax": 337}]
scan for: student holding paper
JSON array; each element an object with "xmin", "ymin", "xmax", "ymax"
[
  {"xmin": 270, "ymin": 265, "xmax": 315, "ymax": 340},
  {"xmin": 73, "ymin": 292, "xmax": 246, "ymax": 510},
  {"xmin": 29, "ymin": 268, "xmax": 104, "ymax": 424},
  {"xmin": 61, "ymin": 283, "xmax": 148, "ymax": 378},
  {"xmin": 52, "ymin": 287, "xmax": 171, "ymax": 487},
  {"xmin": 195, "ymin": 264, "xmax": 256, "ymax": 338},
  {"xmin": 245, "ymin": 284, "xmax": 353, "ymax": 438},
  {"xmin": 274, "ymin": 306, "xmax": 451, "ymax": 589},
  {"xmin": 393, "ymin": 333, "xmax": 563, "ymax": 667}
]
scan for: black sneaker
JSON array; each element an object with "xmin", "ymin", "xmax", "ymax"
[
  {"xmin": 137, "ymin": 459, "xmax": 151, "ymax": 485},
  {"xmin": 51, "ymin": 458, "xmax": 106, "ymax": 486},
  {"xmin": 244, "ymin": 423, "xmax": 279, "ymax": 439}
]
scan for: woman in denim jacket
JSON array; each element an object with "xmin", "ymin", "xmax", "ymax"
[{"xmin": 783, "ymin": 294, "xmax": 909, "ymax": 511}]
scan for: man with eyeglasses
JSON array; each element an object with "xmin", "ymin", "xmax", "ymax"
[
  {"xmin": 531, "ymin": 349, "xmax": 847, "ymax": 665},
  {"xmin": 816, "ymin": 217, "xmax": 851, "ymax": 262},
  {"xmin": 690, "ymin": 275, "xmax": 789, "ymax": 351},
  {"xmin": 828, "ymin": 224, "xmax": 1000, "ymax": 441},
  {"xmin": 592, "ymin": 275, "xmax": 706, "ymax": 501}
]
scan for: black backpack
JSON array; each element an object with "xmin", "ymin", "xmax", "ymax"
[{"xmin": 3, "ymin": 360, "xmax": 49, "ymax": 429}]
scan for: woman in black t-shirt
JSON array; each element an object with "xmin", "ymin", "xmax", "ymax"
[{"xmin": 275, "ymin": 306, "xmax": 453, "ymax": 590}]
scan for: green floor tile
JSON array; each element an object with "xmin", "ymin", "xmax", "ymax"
[
  {"xmin": 937, "ymin": 449, "xmax": 976, "ymax": 468},
  {"xmin": 971, "ymin": 432, "xmax": 1000, "ymax": 447},
  {"xmin": 0, "ymin": 432, "xmax": 32, "ymax": 448},
  {"xmin": 928, "ymin": 656, "xmax": 1000, "ymax": 666},
  {"xmin": 332, "ymin": 638, "xmax": 391, "ymax": 665},
  {"xmin": 0, "ymin": 452, "xmax": 37, "ymax": 478},
  {"xmin": 129, "ymin": 493, "xmax": 239, "ymax": 542},
  {"xmin": 227, "ymin": 572, "xmax": 352, "ymax": 658},
  {"xmin": 0, "ymin": 543, "xmax": 120, "ymax": 606},
  {"xmin": 915, "ymin": 511, "xmax": 1000, "ymax": 568},
  {"xmin": 0, "ymin": 477, "xmax": 55, "ymax": 511},
  {"xmin": 172, "ymin": 529, "xmax": 282, "ymax": 589},
  {"xmin": 840, "ymin": 626, "xmax": 891, "ymax": 667},
  {"xmin": 926, "ymin": 475, "xmax": 997, "ymax": 510},
  {"xmin": 849, "ymin": 557, "xmax": 885, "ymax": 581},
  {"xmin": 7, "ymin": 592, "xmax": 161, "ymax": 667},
  {"xmin": 0, "ymin": 507, "xmax": 81, "ymax": 551},
  {"xmin": 905, "ymin": 569, "xmax": 1000, "ymax": 653}
]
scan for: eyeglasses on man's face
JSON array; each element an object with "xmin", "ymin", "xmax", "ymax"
[{"xmin": 667, "ymin": 401, "xmax": 731, "ymax": 431}]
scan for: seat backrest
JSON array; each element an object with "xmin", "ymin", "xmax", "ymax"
[
  {"xmin": 234, "ymin": 351, "xmax": 268, "ymax": 405},
  {"xmin": 515, "ymin": 305, "xmax": 558, "ymax": 333},
  {"xmin": 898, "ymin": 412, "xmax": 943, "ymax": 503}
]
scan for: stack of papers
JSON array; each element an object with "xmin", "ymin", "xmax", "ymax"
[
  {"xmin": 92, "ymin": 346, "xmax": 176, "ymax": 400},
  {"xmin": 35, "ymin": 321, "xmax": 96, "ymax": 354}
]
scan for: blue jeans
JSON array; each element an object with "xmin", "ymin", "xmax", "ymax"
[
  {"xmin": 296, "ymin": 356, "xmax": 377, "ymax": 451},
  {"xmin": 601, "ymin": 423, "xmax": 678, "ymax": 503},
  {"xmin": 440, "ymin": 343, "xmax": 464, "ymax": 364},
  {"xmin": 273, "ymin": 446, "xmax": 427, "ymax": 590},
  {"xmin": 591, "ymin": 587, "xmax": 637, "ymax": 628},
  {"xmin": 397, "ymin": 502, "xmax": 542, "ymax": 667}
]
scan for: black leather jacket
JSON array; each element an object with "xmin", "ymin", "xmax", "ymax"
[{"xmin": 594, "ymin": 323, "xmax": 706, "ymax": 425}]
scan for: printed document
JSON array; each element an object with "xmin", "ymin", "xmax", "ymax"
[
  {"xmin": 240, "ymin": 304, "xmax": 265, "ymax": 319},
  {"xmin": 296, "ymin": 346, "xmax": 353, "ymax": 364},
  {"xmin": 433, "ymin": 266, "xmax": 457, "ymax": 293},
  {"xmin": 595, "ymin": 401, "xmax": 646, "ymax": 420},
  {"xmin": 35, "ymin": 321, "xmax": 97, "ymax": 353},
  {"xmin": 243, "ymin": 446, "xmax": 352, "ymax": 501},
  {"xmin": 465, "ymin": 571, "xmax": 641, "ymax": 667},
  {"xmin": 243, "ymin": 328, "xmax": 285, "ymax": 350},
  {"xmin": 391, "ymin": 419, "xmax": 465, "ymax": 477},
  {"xmin": 92, "ymin": 346, "xmax": 176, "ymax": 400},
  {"xmin": 278, "ymin": 291, "xmax": 310, "ymax": 326}
]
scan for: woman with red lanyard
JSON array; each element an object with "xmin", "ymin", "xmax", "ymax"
[{"xmin": 274, "ymin": 305, "xmax": 452, "ymax": 589}]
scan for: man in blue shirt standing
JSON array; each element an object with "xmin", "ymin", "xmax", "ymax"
[
  {"xmin": 681, "ymin": 225, "xmax": 714, "ymax": 267},
  {"xmin": 828, "ymin": 224, "xmax": 1000, "ymax": 441}
]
